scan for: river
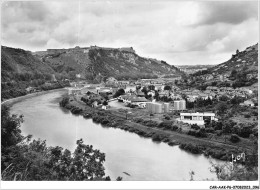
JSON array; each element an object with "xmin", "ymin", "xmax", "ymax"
[{"xmin": 10, "ymin": 89, "xmax": 219, "ymax": 181}]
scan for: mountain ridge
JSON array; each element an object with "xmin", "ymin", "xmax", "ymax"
[{"xmin": 33, "ymin": 45, "xmax": 184, "ymax": 81}]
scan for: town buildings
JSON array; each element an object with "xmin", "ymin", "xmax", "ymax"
[
  {"xmin": 146, "ymin": 102, "xmax": 170, "ymax": 113},
  {"xmin": 174, "ymin": 100, "xmax": 186, "ymax": 110},
  {"xmin": 177, "ymin": 112, "xmax": 218, "ymax": 125}
]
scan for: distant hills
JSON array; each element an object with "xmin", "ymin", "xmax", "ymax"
[
  {"xmin": 207, "ymin": 43, "xmax": 258, "ymax": 76},
  {"xmin": 177, "ymin": 64, "xmax": 216, "ymax": 74},
  {"xmin": 1, "ymin": 45, "xmax": 184, "ymax": 99},
  {"xmin": 1, "ymin": 46, "xmax": 56, "ymax": 82},
  {"xmin": 33, "ymin": 46, "xmax": 184, "ymax": 82},
  {"xmin": 2, "ymin": 45, "xmax": 183, "ymax": 84},
  {"xmin": 191, "ymin": 43, "xmax": 258, "ymax": 89}
]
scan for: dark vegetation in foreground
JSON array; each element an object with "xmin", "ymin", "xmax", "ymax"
[{"xmin": 1, "ymin": 105, "xmax": 121, "ymax": 181}]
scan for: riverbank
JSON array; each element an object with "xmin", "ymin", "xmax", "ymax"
[
  {"xmin": 1, "ymin": 88, "xmax": 66, "ymax": 107},
  {"xmin": 60, "ymin": 96, "xmax": 254, "ymax": 162}
]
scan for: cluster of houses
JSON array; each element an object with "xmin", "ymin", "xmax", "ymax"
[
  {"xmin": 179, "ymin": 86, "xmax": 254, "ymax": 102},
  {"xmin": 68, "ymin": 77, "xmax": 258, "ymax": 113},
  {"xmin": 118, "ymin": 95, "xmax": 149, "ymax": 108},
  {"xmin": 205, "ymin": 86, "xmax": 253, "ymax": 98}
]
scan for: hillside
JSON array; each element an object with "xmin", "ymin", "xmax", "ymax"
[
  {"xmin": 177, "ymin": 64, "xmax": 216, "ymax": 74},
  {"xmin": 1, "ymin": 46, "xmax": 68, "ymax": 100},
  {"xmin": 208, "ymin": 43, "xmax": 258, "ymax": 76},
  {"xmin": 35, "ymin": 46, "xmax": 183, "ymax": 81},
  {"xmin": 1, "ymin": 46, "xmax": 56, "ymax": 82},
  {"xmin": 1, "ymin": 45, "xmax": 183, "ymax": 99},
  {"xmin": 191, "ymin": 43, "xmax": 258, "ymax": 88}
]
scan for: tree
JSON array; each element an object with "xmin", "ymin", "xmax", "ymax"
[
  {"xmin": 219, "ymin": 95, "xmax": 229, "ymax": 102},
  {"xmin": 230, "ymin": 69, "xmax": 238, "ymax": 79},
  {"xmin": 113, "ymin": 88, "xmax": 125, "ymax": 98},
  {"xmin": 222, "ymin": 123, "xmax": 232, "ymax": 142},
  {"xmin": 148, "ymin": 85, "xmax": 155, "ymax": 91},
  {"xmin": 1, "ymin": 105, "xmax": 24, "ymax": 149},
  {"xmin": 141, "ymin": 87, "xmax": 148, "ymax": 95},
  {"xmin": 102, "ymin": 101, "xmax": 108, "ymax": 106},
  {"xmin": 230, "ymin": 134, "xmax": 240, "ymax": 143},
  {"xmin": 216, "ymin": 102, "xmax": 228, "ymax": 115},
  {"xmin": 136, "ymin": 85, "xmax": 141, "ymax": 91},
  {"xmin": 164, "ymin": 85, "xmax": 171, "ymax": 91},
  {"xmin": 1, "ymin": 106, "xmax": 117, "ymax": 181},
  {"xmin": 230, "ymin": 96, "xmax": 244, "ymax": 105},
  {"xmin": 149, "ymin": 113, "xmax": 154, "ymax": 121}
]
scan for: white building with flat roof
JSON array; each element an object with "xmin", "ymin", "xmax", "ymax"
[{"xmin": 177, "ymin": 112, "xmax": 217, "ymax": 125}]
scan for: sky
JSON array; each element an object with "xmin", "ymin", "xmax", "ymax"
[{"xmin": 1, "ymin": 0, "xmax": 259, "ymax": 65}]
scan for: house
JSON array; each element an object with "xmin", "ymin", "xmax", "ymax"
[
  {"xmin": 169, "ymin": 93, "xmax": 182, "ymax": 100},
  {"xmin": 240, "ymin": 99, "xmax": 256, "ymax": 107},
  {"xmin": 238, "ymin": 87, "xmax": 253, "ymax": 95},
  {"xmin": 136, "ymin": 91, "xmax": 145, "ymax": 97},
  {"xmin": 92, "ymin": 101, "xmax": 98, "ymax": 108},
  {"xmin": 197, "ymin": 93, "xmax": 210, "ymax": 100},
  {"xmin": 177, "ymin": 112, "xmax": 218, "ymax": 125},
  {"xmin": 206, "ymin": 86, "xmax": 219, "ymax": 92},
  {"xmin": 119, "ymin": 95, "xmax": 149, "ymax": 106},
  {"xmin": 154, "ymin": 84, "xmax": 164, "ymax": 91},
  {"xmin": 158, "ymin": 91, "xmax": 168, "ymax": 97},
  {"xmin": 147, "ymin": 90, "xmax": 155, "ymax": 97},
  {"xmin": 187, "ymin": 94, "xmax": 199, "ymax": 102},
  {"xmin": 68, "ymin": 88, "xmax": 82, "ymax": 95},
  {"xmin": 106, "ymin": 77, "xmax": 118, "ymax": 84},
  {"xmin": 118, "ymin": 81, "xmax": 130, "ymax": 85},
  {"xmin": 102, "ymin": 105, "xmax": 107, "ymax": 110}
]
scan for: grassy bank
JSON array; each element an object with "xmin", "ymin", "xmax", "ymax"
[{"xmin": 60, "ymin": 96, "xmax": 256, "ymax": 162}]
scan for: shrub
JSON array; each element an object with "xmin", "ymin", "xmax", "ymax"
[
  {"xmin": 152, "ymin": 134, "xmax": 163, "ymax": 142},
  {"xmin": 191, "ymin": 124, "xmax": 200, "ymax": 130},
  {"xmin": 244, "ymin": 114, "xmax": 251, "ymax": 118},
  {"xmin": 83, "ymin": 113, "xmax": 92, "ymax": 119},
  {"xmin": 187, "ymin": 129, "xmax": 207, "ymax": 138},
  {"xmin": 158, "ymin": 121, "xmax": 173, "ymax": 129},
  {"xmin": 216, "ymin": 130, "xmax": 223, "ymax": 136},
  {"xmin": 168, "ymin": 141, "xmax": 178, "ymax": 146},
  {"xmin": 179, "ymin": 143, "xmax": 202, "ymax": 154},
  {"xmin": 143, "ymin": 120, "xmax": 158, "ymax": 128},
  {"xmin": 137, "ymin": 130, "xmax": 145, "ymax": 136},
  {"xmin": 59, "ymin": 96, "xmax": 70, "ymax": 107},
  {"xmin": 171, "ymin": 125, "xmax": 179, "ymax": 131},
  {"xmin": 239, "ymin": 126, "xmax": 253, "ymax": 138},
  {"xmin": 133, "ymin": 118, "xmax": 144, "ymax": 123},
  {"xmin": 252, "ymin": 128, "xmax": 258, "ymax": 137},
  {"xmin": 162, "ymin": 137, "xmax": 170, "ymax": 142},
  {"xmin": 205, "ymin": 127, "xmax": 215, "ymax": 133},
  {"xmin": 71, "ymin": 107, "xmax": 83, "ymax": 114},
  {"xmin": 164, "ymin": 115, "xmax": 171, "ymax": 120},
  {"xmin": 252, "ymin": 111, "xmax": 258, "ymax": 116},
  {"xmin": 230, "ymin": 134, "xmax": 240, "ymax": 143}
]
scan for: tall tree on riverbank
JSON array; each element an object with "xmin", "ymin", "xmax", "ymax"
[{"xmin": 1, "ymin": 105, "xmax": 113, "ymax": 181}]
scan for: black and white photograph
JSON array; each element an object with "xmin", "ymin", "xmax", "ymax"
[{"xmin": 0, "ymin": 0, "xmax": 259, "ymax": 189}]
